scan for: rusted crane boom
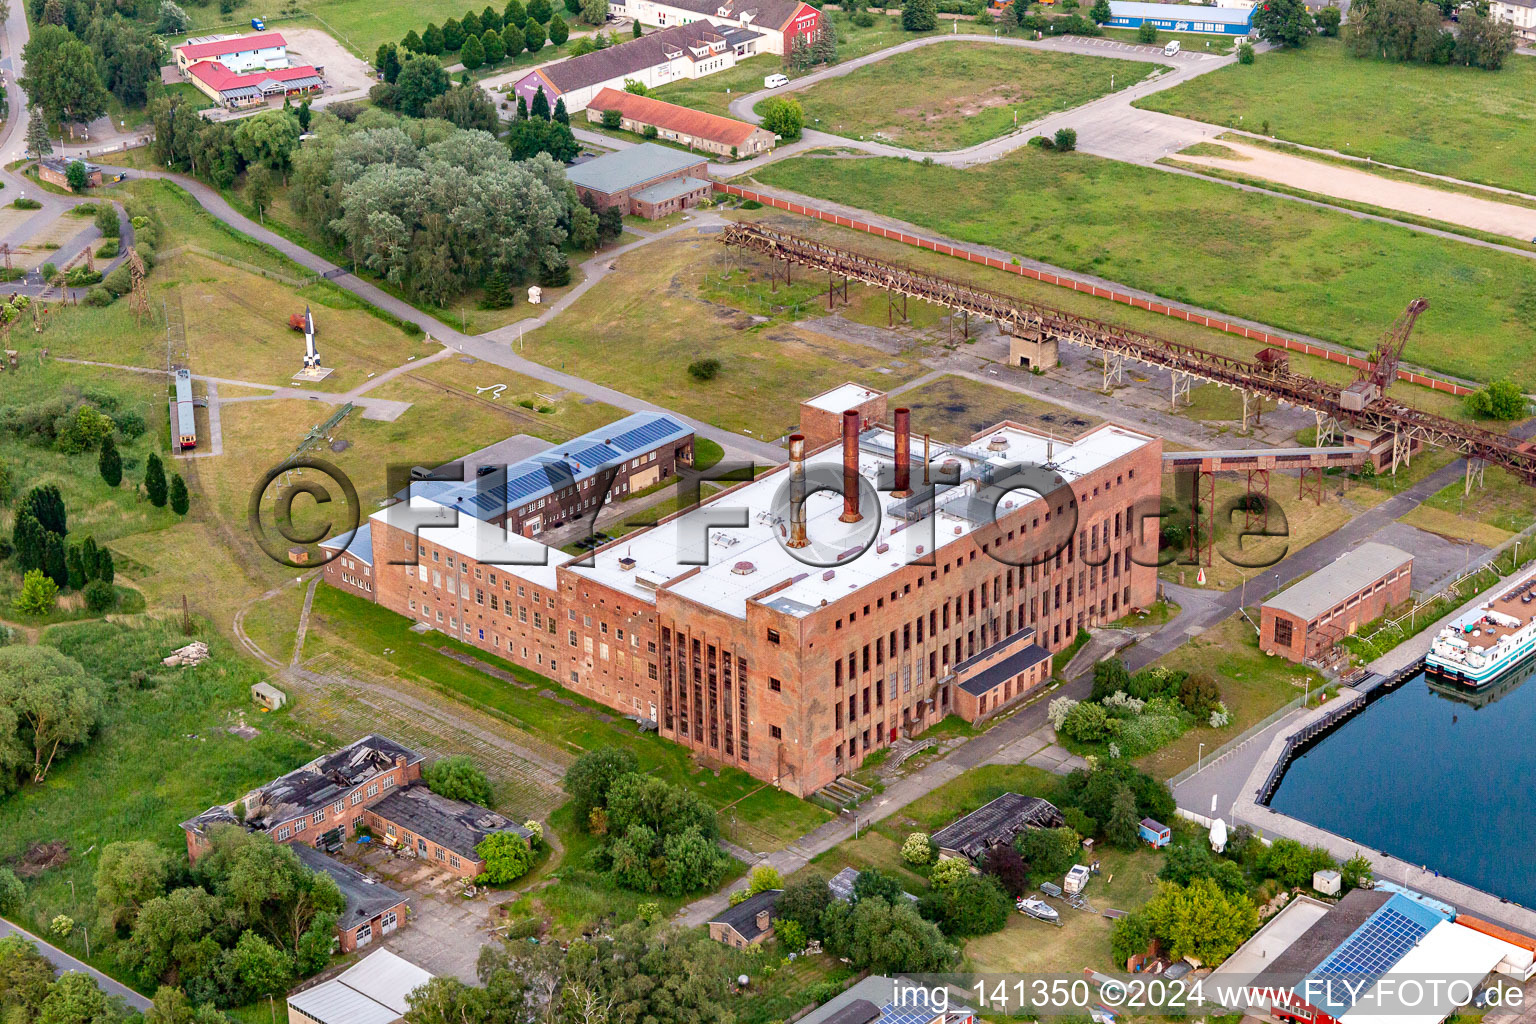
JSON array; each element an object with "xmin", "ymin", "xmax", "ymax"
[{"xmin": 1341, "ymin": 297, "xmax": 1429, "ymax": 412}]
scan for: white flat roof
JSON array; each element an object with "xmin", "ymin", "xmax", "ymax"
[
  {"xmin": 288, "ymin": 949, "xmax": 432, "ymax": 1024},
  {"xmin": 567, "ymin": 421, "xmax": 1154, "ymax": 619},
  {"xmin": 1210, "ymin": 895, "xmax": 1333, "ymax": 979},
  {"xmin": 805, "ymin": 382, "xmax": 883, "ymax": 414},
  {"xmin": 371, "ymin": 498, "xmax": 562, "ymax": 591}
]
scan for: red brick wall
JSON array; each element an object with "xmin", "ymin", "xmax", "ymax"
[
  {"xmin": 1260, "ymin": 560, "xmax": 1412, "ymax": 662},
  {"xmin": 798, "ymin": 393, "xmax": 887, "ymax": 449},
  {"xmin": 363, "ymin": 806, "xmax": 486, "ymax": 878},
  {"xmin": 321, "ymin": 556, "xmax": 376, "ymax": 603},
  {"xmin": 337, "ymin": 900, "xmax": 407, "ymax": 953}
]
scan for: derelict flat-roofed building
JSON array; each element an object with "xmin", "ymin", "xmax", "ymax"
[{"xmin": 931, "ymin": 792, "xmax": 1065, "ymax": 860}]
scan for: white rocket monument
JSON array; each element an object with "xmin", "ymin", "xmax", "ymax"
[{"xmin": 302, "ymin": 305, "xmax": 320, "ymax": 369}]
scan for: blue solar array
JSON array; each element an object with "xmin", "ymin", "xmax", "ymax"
[
  {"xmin": 1304, "ymin": 895, "xmax": 1444, "ymax": 1011},
  {"xmin": 411, "ymin": 413, "xmax": 693, "ymax": 522}
]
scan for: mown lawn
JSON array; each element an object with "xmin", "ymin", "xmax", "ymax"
[
  {"xmin": 781, "ymin": 42, "xmax": 1161, "ymax": 151},
  {"xmin": 747, "ymin": 147, "xmax": 1536, "ymax": 387},
  {"xmin": 1136, "ymin": 37, "xmax": 1536, "ymax": 195}
]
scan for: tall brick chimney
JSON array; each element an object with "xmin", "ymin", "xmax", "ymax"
[
  {"xmin": 839, "ymin": 409, "xmax": 862, "ymax": 524},
  {"xmin": 786, "ymin": 434, "xmax": 809, "ymax": 549},
  {"xmin": 893, "ymin": 407, "xmax": 912, "ymax": 497}
]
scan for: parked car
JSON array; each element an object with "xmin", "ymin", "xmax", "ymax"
[{"xmin": 764, "ymin": 73, "xmax": 789, "ymax": 89}]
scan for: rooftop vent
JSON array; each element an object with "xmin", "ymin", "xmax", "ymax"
[
  {"xmin": 876, "ymin": 542, "xmax": 889, "ymax": 554},
  {"xmin": 822, "ymin": 569, "xmax": 836, "ymax": 581},
  {"xmin": 618, "ymin": 557, "xmax": 637, "ymax": 572},
  {"xmin": 988, "ymin": 435, "xmax": 1008, "ymax": 452},
  {"xmin": 731, "ymin": 561, "xmax": 756, "ymax": 575}
]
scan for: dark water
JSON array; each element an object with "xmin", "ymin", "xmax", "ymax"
[{"xmin": 1269, "ymin": 668, "xmax": 1536, "ymax": 909}]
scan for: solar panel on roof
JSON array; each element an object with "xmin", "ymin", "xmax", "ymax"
[
  {"xmin": 467, "ymin": 491, "xmax": 503, "ymax": 513},
  {"xmin": 1310, "ymin": 906, "xmax": 1432, "ymax": 1006},
  {"xmin": 567, "ymin": 444, "xmax": 615, "ymax": 467},
  {"xmin": 611, "ymin": 417, "xmax": 684, "ymax": 454}
]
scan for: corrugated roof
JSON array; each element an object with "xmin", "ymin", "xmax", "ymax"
[
  {"xmin": 176, "ymin": 31, "xmax": 287, "ymax": 59},
  {"xmin": 589, "ymin": 87, "xmax": 765, "ymax": 147},
  {"xmin": 563, "ymin": 143, "xmax": 708, "ymax": 196},
  {"xmin": 288, "ymin": 949, "xmax": 433, "ymax": 1024},
  {"xmin": 1263, "ymin": 542, "xmax": 1412, "ymax": 622}
]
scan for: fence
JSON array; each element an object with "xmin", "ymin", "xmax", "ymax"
[
  {"xmin": 714, "ymin": 183, "xmax": 1474, "ymax": 397},
  {"xmin": 158, "ymin": 243, "xmax": 320, "ymax": 289},
  {"xmin": 1167, "ymin": 690, "xmax": 1309, "ymax": 790}
]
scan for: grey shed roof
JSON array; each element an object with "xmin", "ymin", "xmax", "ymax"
[
  {"xmin": 958, "ymin": 642, "xmax": 1052, "ymax": 697},
  {"xmin": 931, "ymin": 793, "xmax": 1064, "ymax": 859},
  {"xmin": 290, "ymin": 843, "xmax": 409, "ymax": 930},
  {"xmin": 709, "ymin": 888, "xmax": 780, "ymax": 941},
  {"xmin": 1263, "ymin": 542, "xmax": 1412, "ymax": 622},
  {"xmin": 632, "ymin": 175, "xmax": 712, "ymax": 205},
  {"xmin": 287, "ymin": 948, "xmax": 433, "ymax": 1024},
  {"xmin": 564, "ymin": 143, "xmax": 708, "ymax": 196},
  {"xmin": 369, "ymin": 785, "xmax": 531, "ymax": 859}
]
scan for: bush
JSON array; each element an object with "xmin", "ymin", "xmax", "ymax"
[
  {"xmin": 102, "ymin": 264, "xmax": 132, "ymax": 297},
  {"xmin": 1017, "ymin": 827, "xmax": 1081, "ymax": 883},
  {"xmin": 476, "ymin": 832, "xmax": 536, "ymax": 884},
  {"xmin": 83, "ymin": 578, "xmax": 115, "ymax": 612},
  {"xmin": 928, "ymin": 857, "xmax": 970, "ymax": 890},
  {"xmin": 1053, "ymin": 127, "xmax": 1077, "ymax": 152},
  {"xmin": 537, "ymin": 251, "xmax": 570, "ymax": 287},
  {"xmin": 12, "ymin": 198, "xmax": 41, "ymax": 210},
  {"xmin": 1465, "ymin": 379, "xmax": 1527, "ymax": 420},
  {"xmin": 601, "ymin": 108, "xmax": 622, "ymax": 129},
  {"xmin": 94, "ymin": 204, "xmax": 119, "ymax": 237},
  {"xmin": 1136, "ymin": 20, "xmax": 1157, "ymax": 42},
  {"xmin": 83, "ymin": 287, "xmax": 114, "ymax": 307},
  {"xmin": 918, "ymin": 874, "xmax": 1011, "ymax": 937},
  {"xmin": 687, "ymin": 357, "xmax": 721, "ymax": 380},
  {"xmin": 901, "ymin": 832, "xmax": 935, "ymax": 866},
  {"xmin": 761, "ymin": 96, "xmax": 805, "ymax": 141},
  {"xmin": 852, "ymin": 9, "xmax": 875, "ymax": 24},
  {"xmin": 1061, "ymin": 700, "xmax": 1110, "ymax": 742},
  {"xmin": 642, "ymin": 124, "xmax": 658, "ymax": 139},
  {"xmin": 1237, "ymin": 40, "xmax": 1255, "ymax": 63},
  {"xmin": 1178, "ymin": 672, "xmax": 1220, "ymax": 714}
]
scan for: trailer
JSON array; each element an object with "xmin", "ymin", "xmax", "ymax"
[{"xmin": 1139, "ymin": 818, "xmax": 1171, "ymax": 848}]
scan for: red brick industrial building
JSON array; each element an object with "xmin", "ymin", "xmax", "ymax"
[
  {"xmin": 339, "ymin": 390, "xmax": 1161, "ymax": 797},
  {"xmin": 1260, "ymin": 542, "xmax": 1413, "ymax": 662}
]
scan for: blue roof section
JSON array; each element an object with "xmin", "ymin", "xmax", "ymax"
[
  {"xmin": 412, "ymin": 412, "xmax": 694, "ymax": 522},
  {"xmin": 319, "ymin": 526, "xmax": 374, "ymax": 565},
  {"xmin": 1300, "ymin": 894, "xmax": 1448, "ymax": 1014}
]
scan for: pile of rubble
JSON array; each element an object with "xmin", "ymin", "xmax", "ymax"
[{"xmin": 163, "ymin": 641, "xmax": 210, "ymax": 667}]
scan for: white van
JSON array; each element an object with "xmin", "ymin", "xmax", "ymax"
[
  {"xmin": 764, "ymin": 73, "xmax": 789, "ymax": 89},
  {"xmin": 1162, "ymin": 39, "xmax": 1181, "ymax": 56}
]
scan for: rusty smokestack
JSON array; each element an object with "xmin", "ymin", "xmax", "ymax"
[
  {"xmin": 787, "ymin": 434, "xmax": 809, "ymax": 548},
  {"xmin": 840, "ymin": 409, "xmax": 862, "ymax": 524},
  {"xmin": 893, "ymin": 407, "xmax": 912, "ymax": 497}
]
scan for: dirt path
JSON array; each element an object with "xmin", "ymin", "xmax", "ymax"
[{"xmin": 1174, "ymin": 138, "xmax": 1536, "ymax": 243}]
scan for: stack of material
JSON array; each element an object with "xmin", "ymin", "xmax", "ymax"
[{"xmin": 163, "ymin": 641, "xmax": 210, "ymax": 667}]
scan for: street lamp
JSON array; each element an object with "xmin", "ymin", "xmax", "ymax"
[{"xmin": 1197, "ymin": 742, "xmax": 1204, "ymax": 772}]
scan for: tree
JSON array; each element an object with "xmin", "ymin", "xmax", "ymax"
[
  {"xmin": 928, "ymin": 856, "xmax": 970, "ymax": 890},
  {"xmin": 20, "ymin": 27, "xmax": 109, "ymax": 136},
  {"xmin": 83, "ymin": 579, "xmax": 114, "ymax": 613},
  {"xmin": 244, "ymin": 165, "xmax": 274, "ymax": 225},
  {"xmin": 902, "ymin": 0, "xmax": 936, "ymax": 29},
  {"xmin": 1111, "ymin": 909, "xmax": 1151, "ymax": 967},
  {"xmin": 422, "ymin": 22, "xmax": 445, "ymax": 53},
  {"xmin": 851, "ymin": 867, "xmax": 905, "ymax": 905},
  {"xmin": 747, "ymin": 864, "xmax": 782, "ymax": 895},
  {"xmin": 528, "ymin": 0, "xmax": 552, "ymax": 19},
  {"xmin": 234, "ymin": 111, "xmax": 300, "ymax": 171},
  {"xmin": 1466, "ymin": 379, "xmax": 1526, "ymax": 420},
  {"xmin": 44, "ymin": 534, "xmax": 67, "ymax": 590},
  {"xmin": 1261, "ymin": 838, "xmax": 1336, "ymax": 888},
  {"xmin": 901, "ymin": 832, "xmax": 934, "ymax": 866},
  {"xmin": 460, "ymin": 31, "xmax": 485, "ymax": 68},
  {"xmin": 530, "ymin": 84, "xmax": 551, "ymax": 119},
  {"xmin": 1017, "ymin": 826, "xmax": 1081, "ymax": 882},
  {"xmin": 394, "ymin": 53, "xmax": 451, "ymax": 116},
  {"xmin": 563, "ymin": 747, "xmax": 639, "ymax": 822},
  {"xmin": 1136, "ymin": 19, "xmax": 1158, "ymax": 41},
  {"xmin": 25, "ymin": 112, "xmax": 52, "ymax": 161},
  {"xmin": 97, "ymin": 550, "xmax": 114, "ymax": 586},
  {"xmin": 633, "ymin": 17, "xmax": 642, "ymax": 35},
  {"xmin": 777, "ymin": 873, "xmax": 832, "ymax": 936},
  {"xmin": 14, "ymin": 568, "xmax": 58, "ymax": 617},
  {"xmin": 97, "ymin": 434, "xmax": 122, "ymax": 488},
  {"xmin": 482, "ymin": 27, "xmax": 506, "ymax": 63},
  {"xmin": 506, "ymin": 115, "xmax": 577, "ymax": 160},
  {"xmin": 1061, "ymin": 700, "xmax": 1109, "ymax": 742},
  {"xmin": 1314, "ymin": 4, "xmax": 1341, "ymax": 34},
  {"xmin": 463, "ymin": 10, "xmax": 484, "ymax": 37},
  {"xmin": 1090, "ymin": 0, "xmax": 1111, "ymax": 21},
  {"xmin": 482, "ymin": 4, "xmax": 504, "ymax": 31},
  {"xmin": 37, "ymin": 971, "xmax": 117, "ymax": 1024},
  {"xmin": 1342, "ymin": 853, "xmax": 1374, "ymax": 891},
  {"xmin": 525, "ymin": 16, "xmax": 546, "ymax": 50},
  {"xmin": 0, "ymin": 933, "xmax": 55, "ymax": 1019},
  {"xmin": 477, "ymin": 832, "xmax": 536, "ymax": 884},
  {"xmin": 425, "ymin": 755, "xmax": 495, "ymax": 805},
  {"xmin": 0, "ymin": 644, "xmax": 102, "ymax": 785},
  {"xmin": 1453, "ymin": 6, "xmax": 1515, "ymax": 67},
  {"xmin": 86, "ymin": 16, "xmax": 164, "ymax": 109},
  {"xmin": 1090, "ymin": 658, "xmax": 1131, "ymax": 702},
  {"xmin": 577, "ymin": 0, "xmax": 604, "ymax": 21},
  {"xmin": 1142, "ymin": 878, "xmax": 1258, "ymax": 966},
  {"xmin": 144, "ymin": 452, "xmax": 168, "ymax": 507},
  {"xmin": 761, "ymin": 96, "xmax": 803, "ymax": 141},
  {"xmin": 155, "ymin": 0, "xmax": 190, "ymax": 33},
  {"xmin": 169, "ymin": 474, "xmax": 190, "ymax": 516},
  {"xmin": 504, "ymin": 0, "xmax": 526, "ymax": 25},
  {"xmin": 402, "ymin": 29, "xmax": 424, "ymax": 52},
  {"xmin": 296, "ymin": 100, "xmax": 312, "ymax": 134},
  {"xmin": 1253, "ymin": 0, "xmax": 1314, "ymax": 47},
  {"xmin": 822, "ymin": 898, "xmax": 957, "ymax": 974},
  {"xmin": 1053, "ymin": 126, "xmax": 1078, "ymax": 151},
  {"xmin": 442, "ymin": 16, "xmax": 465, "ymax": 50},
  {"xmin": 221, "ymin": 931, "xmax": 294, "ymax": 1003},
  {"xmin": 918, "ymin": 874, "xmax": 1011, "ymax": 937},
  {"xmin": 980, "ymin": 845, "xmax": 1030, "ymax": 897},
  {"xmin": 0, "ymin": 867, "xmax": 24, "ymax": 917},
  {"xmin": 1106, "ymin": 783, "xmax": 1140, "ymax": 849},
  {"xmin": 66, "ymin": 545, "xmax": 85, "ymax": 590},
  {"xmin": 548, "ymin": 12, "xmax": 568, "ymax": 43},
  {"xmin": 502, "ymin": 21, "xmax": 525, "ymax": 53},
  {"xmin": 96, "ymin": 841, "xmax": 170, "ymax": 931},
  {"xmin": 376, "ymin": 42, "xmax": 402, "ymax": 83},
  {"xmin": 552, "ymin": 96, "xmax": 569, "ymax": 124}
]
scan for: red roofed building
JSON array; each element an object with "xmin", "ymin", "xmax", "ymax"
[
  {"xmin": 585, "ymin": 87, "xmax": 774, "ymax": 158},
  {"xmin": 188, "ymin": 60, "xmax": 325, "ymax": 108},
  {"xmin": 618, "ymin": 0, "xmax": 822, "ymax": 56},
  {"xmin": 173, "ymin": 31, "xmax": 289, "ymax": 74}
]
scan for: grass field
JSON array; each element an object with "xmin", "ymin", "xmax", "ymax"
[
  {"xmin": 1136, "ymin": 37, "xmax": 1536, "ymax": 196},
  {"xmin": 781, "ymin": 42, "xmax": 1161, "ymax": 151},
  {"xmin": 746, "ymin": 148, "xmax": 1536, "ymax": 388},
  {"xmin": 524, "ymin": 229, "xmax": 929, "ymax": 437}
]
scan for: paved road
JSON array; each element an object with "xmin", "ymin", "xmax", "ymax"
[{"xmin": 0, "ymin": 920, "xmax": 152, "ymax": 1011}]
